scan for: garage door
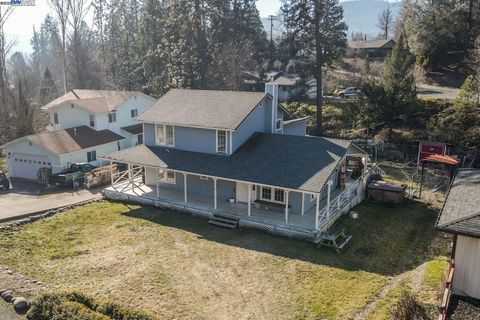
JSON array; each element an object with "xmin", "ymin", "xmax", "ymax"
[{"xmin": 9, "ymin": 153, "xmax": 52, "ymax": 180}]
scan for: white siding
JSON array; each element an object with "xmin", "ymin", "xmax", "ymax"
[
  {"xmin": 49, "ymin": 102, "xmax": 92, "ymax": 131},
  {"xmin": 453, "ymin": 235, "xmax": 480, "ymax": 299},
  {"xmin": 59, "ymin": 142, "xmax": 121, "ymax": 169}
]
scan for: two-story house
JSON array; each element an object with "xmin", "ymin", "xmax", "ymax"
[
  {"xmin": 102, "ymin": 84, "xmax": 370, "ymax": 240},
  {"xmin": 4, "ymin": 90, "xmax": 156, "ymax": 180}
]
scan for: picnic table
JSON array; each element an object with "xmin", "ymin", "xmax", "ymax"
[{"xmin": 318, "ymin": 224, "xmax": 352, "ymax": 253}]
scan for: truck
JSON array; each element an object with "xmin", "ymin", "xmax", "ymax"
[{"xmin": 49, "ymin": 163, "xmax": 97, "ymax": 188}]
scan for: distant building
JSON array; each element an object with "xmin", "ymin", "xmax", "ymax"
[{"xmin": 348, "ymin": 39, "xmax": 396, "ymax": 58}]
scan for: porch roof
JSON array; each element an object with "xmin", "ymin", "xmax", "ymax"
[{"xmin": 103, "ymin": 133, "xmax": 355, "ymax": 193}]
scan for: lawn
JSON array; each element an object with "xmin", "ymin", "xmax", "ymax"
[{"xmin": 0, "ymin": 197, "xmax": 449, "ymax": 319}]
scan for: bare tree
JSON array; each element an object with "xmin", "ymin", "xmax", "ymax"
[
  {"xmin": 0, "ymin": 6, "xmax": 14, "ymax": 103},
  {"xmin": 48, "ymin": 0, "xmax": 71, "ymax": 93},
  {"xmin": 377, "ymin": 7, "xmax": 394, "ymax": 40}
]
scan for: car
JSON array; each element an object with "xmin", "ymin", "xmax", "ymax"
[
  {"xmin": 0, "ymin": 171, "xmax": 10, "ymax": 190},
  {"xmin": 49, "ymin": 163, "xmax": 97, "ymax": 188},
  {"xmin": 338, "ymin": 87, "xmax": 361, "ymax": 98}
]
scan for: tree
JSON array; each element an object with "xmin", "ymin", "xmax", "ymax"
[
  {"xmin": 356, "ymin": 36, "xmax": 417, "ymax": 138},
  {"xmin": 281, "ymin": 0, "xmax": 347, "ymax": 135},
  {"xmin": 39, "ymin": 68, "xmax": 58, "ymax": 105},
  {"xmin": 48, "ymin": 0, "xmax": 70, "ymax": 93},
  {"xmin": 377, "ymin": 7, "xmax": 393, "ymax": 40}
]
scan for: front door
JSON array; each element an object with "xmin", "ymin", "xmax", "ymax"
[{"xmin": 236, "ymin": 182, "xmax": 255, "ymax": 203}]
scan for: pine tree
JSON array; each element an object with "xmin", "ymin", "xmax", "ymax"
[
  {"xmin": 39, "ymin": 68, "xmax": 58, "ymax": 105},
  {"xmin": 281, "ymin": 0, "xmax": 348, "ymax": 135}
]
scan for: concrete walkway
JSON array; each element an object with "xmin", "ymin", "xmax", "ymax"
[{"xmin": 0, "ymin": 179, "xmax": 103, "ymax": 222}]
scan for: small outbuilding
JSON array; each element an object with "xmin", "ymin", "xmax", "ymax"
[{"xmin": 348, "ymin": 39, "xmax": 396, "ymax": 58}]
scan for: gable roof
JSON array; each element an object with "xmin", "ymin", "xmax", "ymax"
[
  {"xmin": 42, "ymin": 90, "xmax": 141, "ymax": 114},
  {"xmin": 136, "ymin": 89, "xmax": 269, "ymax": 131},
  {"xmin": 273, "ymin": 75, "xmax": 301, "ymax": 86},
  {"xmin": 102, "ymin": 133, "xmax": 352, "ymax": 193},
  {"xmin": 22, "ymin": 126, "xmax": 124, "ymax": 156},
  {"xmin": 349, "ymin": 39, "xmax": 396, "ymax": 49},
  {"xmin": 435, "ymin": 169, "xmax": 480, "ymax": 238}
]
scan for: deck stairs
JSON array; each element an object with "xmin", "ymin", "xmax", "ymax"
[{"xmin": 208, "ymin": 213, "xmax": 239, "ymax": 229}]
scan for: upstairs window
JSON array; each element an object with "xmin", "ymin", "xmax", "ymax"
[
  {"xmin": 156, "ymin": 124, "xmax": 174, "ymax": 146},
  {"xmin": 131, "ymin": 109, "xmax": 138, "ymax": 118},
  {"xmin": 87, "ymin": 151, "xmax": 97, "ymax": 162},
  {"xmin": 108, "ymin": 112, "xmax": 117, "ymax": 123},
  {"xmin": 53, "ymin": 113, "xmax": 59, "ymax": 125},
  {"xmin": 89, "ymin": 115, "xmax": 95, "ymax": 127},
  {"xmin": 216, "ymin": 130, "xmax": 227, "ymax": 154}
]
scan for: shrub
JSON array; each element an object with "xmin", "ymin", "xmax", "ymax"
[
  {"xmin": 27, "ymin": 292, "xmax": 157, "ymax": 320},
  {"xmin": 391, "ymin": 292, "xmax": 431, "ymax": 320}
]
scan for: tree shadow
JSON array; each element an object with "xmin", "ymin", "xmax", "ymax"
[{"xmin": 121, "ymin": 200, "xmax": 445, "ymax": 277}]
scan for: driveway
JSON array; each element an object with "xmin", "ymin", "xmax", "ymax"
[
  {"xmin": 417, "ymin": 84, "xmax": 460, "ymax": 101},
  {"xmin": 0, "ymin": 179, "xmax": 103, "ymax": 222}
]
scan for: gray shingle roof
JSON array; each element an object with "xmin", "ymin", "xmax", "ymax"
[
  {"xmin": 42, "ymin": 90, "xmax": 141, "ymax": 114},
  {"xmin": 136, "ymin": 89, "xmax": 269, "ymax": 130},
  {"xmin": 436, "ymin": 169, "xmax": 480, "ymax": 238},
  {"xmin": 348, "ymin": 39, "xmax": 396, "ymax": 49},
  {"xmin": 121, "ymin": 124, "xmax": 143, "ymax": 135},
  {"xmin": 25, "ymin": 126, "xmax": 124, "ymax": 155},
  {"xmin": 103, "ymin": 133, "xmax": 352, "ymax": 193}
]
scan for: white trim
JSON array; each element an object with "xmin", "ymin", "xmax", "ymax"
[
  {"xmin": 315, "ymin": 195, "xmax": 320, "ymax": 230},
  {"xmin": 229, "ymin": 131, "xmax": 233, "ymax": 155},
  {"xmin": 248, "ymin": 184, "xmax": 252, "ymax": 216},
  {"xmin": 214, "ymin": 178, "xmax": 218, "ymax": 210},
  {"xmin": 142, "ymin": 121, "xmax": 235, "ymax": 132},
  {"xmin": 159, "ymin": 169, "xmax": 176, "ymax": 184},
  {"xmin": 301, "ymin": 193, "xmax": 305, "ymax": 216},
  {"xmin": 216, "ymin": 129, "xmax": 228, "ymax": 154},
  {"xmin": 285, "ymin": 191, "xmax": 289, "ymax": 224}
]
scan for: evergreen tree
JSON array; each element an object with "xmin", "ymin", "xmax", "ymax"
[
  {"xmin": 281, "ymin": 0, "xmax": 348, "ymax": 135},
  {"xmin": 39, "ymin": 68, "xmax": 58, "ymax": 105}
]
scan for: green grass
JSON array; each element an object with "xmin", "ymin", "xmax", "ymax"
[
  {"xmin": 423, "ymin": 259, "xmax": 449, "ymax": 289},
  {"xmin": 0, "ymin": 199, "xmax": 449, "ymax": 319}
]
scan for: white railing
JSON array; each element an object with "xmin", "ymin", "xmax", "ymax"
[{"xmin": 316, "ymin": 164, "xmax": 378, "ymax": 233}]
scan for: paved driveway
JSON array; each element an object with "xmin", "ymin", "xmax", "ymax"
[{"xmin": 0, "ymin": 179, "xmax": 103, "ymax": 222}]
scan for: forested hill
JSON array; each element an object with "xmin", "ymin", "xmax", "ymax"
[{"xmin": 262, "ymin": 0, "xmax": 401, "ymax": 39}]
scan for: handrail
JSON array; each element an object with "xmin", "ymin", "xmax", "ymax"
[{"xmin": 438, "ymin": 261, "xmax": 455, "ymax": 320}]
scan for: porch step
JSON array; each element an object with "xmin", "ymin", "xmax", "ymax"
[{"xmin": 209, "ymin": 214, "xmax": 239, "ymax": 229}]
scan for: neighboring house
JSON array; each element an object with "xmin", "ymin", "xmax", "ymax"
[
  {"xmin": 435, "ymin": 169, "xmax": 480, "ymax": 304},
  {"xmin": 102, "ymin": 84, "xmax": 371, "ymax": 241},
  {"xmin": 4, "ymin": 127, "xmax": 124, "ymax": 179},
  {"xmin": 41, "ymin": 90, "xmax": 156, "ymax": 148},
  {"xmin": 4, "ymin": 90, "xmax": 156, "ymax": 180},
  {"xmin": 272, "ymin": 74, "xmax": 301, "ymax": 101},
  {"xmin": 348, "ymin": 39, "xmax": 396, "ymax": 58}
]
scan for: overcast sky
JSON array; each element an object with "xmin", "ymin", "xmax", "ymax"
[{"xmin": 3, "ymin": 0, "xmax": 283, "ymax": 54}]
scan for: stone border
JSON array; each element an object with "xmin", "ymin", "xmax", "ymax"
[{"xmin": 0, "ymin": 198, "xmax": 103, "ymax": 234}]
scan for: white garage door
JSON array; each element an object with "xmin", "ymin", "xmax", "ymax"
[{"xmin": 9, "ymin": 153, "xmax": 52, "ymax": 180}]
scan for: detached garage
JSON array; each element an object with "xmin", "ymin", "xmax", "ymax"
[{"xmin": 5, "ymin": 126, "xmax": 125, "ymax": 181}]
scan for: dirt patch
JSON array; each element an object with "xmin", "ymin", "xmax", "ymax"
[{"xmin": 0, "ymin": 265, "xmax": 47, "ymax": 298}]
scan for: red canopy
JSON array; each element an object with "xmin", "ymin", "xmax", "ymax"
[{"xmin": 423, "ymin": 154, "xmax": 459, "ymax": 166}]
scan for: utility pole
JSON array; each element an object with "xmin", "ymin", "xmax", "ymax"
[{"xmin": 268, "ymin": 15, "xmax": 276, "ymax": 42}]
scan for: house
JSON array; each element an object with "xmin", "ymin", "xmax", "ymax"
[
  {"xmin": 272, "ymin": 74, "xmax": 301, "ymax": 101},
  {"xmin": 435, "ymin": 169, "xmax": 480, "ymax": 312},
  {"xmin": 101, "ymin": 84, "xmax": 371, "ymax": 240},
  {"xmin": 4, "ymin": 90, "xmax": 156, "ymax": 180},
  {"xmin": 348, "ymin": 39, "xmax": 396, "ymax": 58}
]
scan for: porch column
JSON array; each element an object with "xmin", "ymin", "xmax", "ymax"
[
  {"xmin": 247, "ymin": 184, "xmax": 252, "ymax": 217},
  {"xmin": 301, "ymin": 193, "xmax": 305, "ymax": 216},
  {"xmin": 315, "ymin": 194, "xmax": 320, "ymax": 230},
  {"xmin": 327, "ymin": 180, "xmax": 332, "ymax": 219},
  {"xmin": 184, "ymin": 173, "xmax": 188, "ymax": 203},
  {"xmin": 285, "ymin": 191, "xmax": 289, "ymax": 224},
  {"xmin": 214, "ymin": 178, "xmax": 218, "ymax": 210},
  {"xmin": 156, "ymin": 181, "xmax": 160, "ymax": 198}
]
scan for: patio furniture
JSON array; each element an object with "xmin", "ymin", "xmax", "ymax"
[{"xmin": 318, "ymin": 224, "xmax": 352, "ymax": 253}]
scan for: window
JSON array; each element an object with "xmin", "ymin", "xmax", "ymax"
[
  {"xmin": 137, "ymin": 134, "xmax": 143, "ymax": 145},
  {"xmin": 89, "ymin": 115, "xmax": 95, "ymax": 127},
  {"xmin": 274, "ymin": 189, "xmax": 285, "ymax": 203},
  {"xmin": 87, "ymin": 151, "xmax": 97, "ymax": 162},
  {"xmin": 117, "ymin": 141, "xmax": 121, "ymax": 151},
  {"xmin": 159, "ymin": 169, "xmax": 176, "ymax": 184},
  {"xmin": 108, "ymin": 112, "xmax": 117, "ymax": 123},
  {"xmin": 131, "ymin": 109, "xmax": 138, "ymax": 118},
  {"xmin": 155, "ymin": 124, "xmax": 174, "ymax": 146},
  {"xmin": 260, "ymin": 186, "xmax": 285, "ymax": 204},
  {"xmin": 276, "ymin": 119, "xmax": 282, "ymax": 130},
  {"xmin": 53, "ymin": 113, "xmax": 59, "ymax": 125},
  {"xmin": 216, "ymin": 130, "xmax": 227, "ymax": 154}
]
